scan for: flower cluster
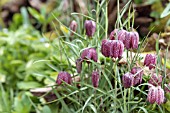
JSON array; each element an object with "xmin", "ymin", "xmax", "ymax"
[
  {"xmin": 109, "ymin": 29, "xmax": 139, "ymax": 49},
  {"xmin": 57, "ymin": 20, "xmax": 167, "ymax": 106}
]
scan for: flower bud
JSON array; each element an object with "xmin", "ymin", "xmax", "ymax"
[
  {"xmin": 81, "ymin": 48, "xmax": 98, "ymax": 63},
  {"xmin": 76, "ymin": 58, "xmax": 82, "ymax": 73},
  {"xmin": 92, "ymin": 71, "xmax": 100, "ymax": 88},
  {"xmin": 131, "ymin": 67, "xmax": 143, "ymax": 86},
  {"xmin": 56, "ymin": 71, "xmax": 72, "ymax": 85},
  {"xmin": 85, "ymin": 20, "xmax": 96, "ymax": 37},
  {"xmin": 110, "ymin": 40, "xmax": 124, "ymax": 58},
  {"xmin": 124, "ymin": 31, "xmax": 139, "ymax": 49},
  {"xmin": 122, "ymin": 72, "xmax": 134, "ymax": 88},
  {"xmin": 148, "ymin": 73, "xmax": 162, "ymax": 87},
  {"xmin": 70, "ymin": 20, "xmax": 77, "ymax": 35},
  {"xmin": 144, "ymin": 54, "xmax": 156, "ymax": 70},
  {"xmin": 147, "ymin": 86, "xmax": 165, "ymax": 105}
]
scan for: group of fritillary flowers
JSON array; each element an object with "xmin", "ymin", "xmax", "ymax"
[{"xmin": 56, "ymin": 20, "xmax": 169, "ymax": 105}]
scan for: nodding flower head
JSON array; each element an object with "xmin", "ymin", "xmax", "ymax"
[
  {"xmin": 148, "ymin": 73, "xmax": 162, "ymax": 87},
  {"xmin": 131, "ymin": 67, "xmax": 143, "ymax": 86},
  {"xmin": 81, "ymin": 48, "xmax": 98, "ymax": 63},
  {"xmin": 124, "ymin": 31, "xmax": 139, "ymax": 49},
  {"xmin": 101, "ymin": 39, "xmax": 124, "ymax": 58},
  {"xmin": 91, "ymin": 71, "xmax": 100, "ymax": 88},
  {"xmin": 70, "ymin": 20, "xmax": 77, "ymax": 35},
  {"xmin": 122, "ymin": 72, "xmax": 134, "ymax": 88},
  {"xmin": 147, "ymin": 86, "xmax": 165, "ymax": 105},
  {"xmin": 84, "ymin": 20, "xmax": 96, "ymax": 37},
  {"xmin": 144, "ymin": 54, "xmax": 156, "ymax": 70},
  {"xmin": 56, "ymin": 71, "xmax": 72, "ymax": 85},
  {"xmin": 110, "ymin": 29, "xmax": 126, "ymax": 43}
]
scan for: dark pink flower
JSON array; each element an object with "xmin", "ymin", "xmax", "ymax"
[
  {"xmin": 101, "ymin": 39, "xmax": 110, "ymax": 57},
  {"xmin": 85, "ymin": 20, "xmax": 96, "ymax": 37},
  {"xmin": 122, "ymin": 72, "xmax": 134, "ymax": 88},
  {"xmin": 92, "ymin": 71, "xmax": 100, "ymax": 88},
  {"xmin": 81, "ymin": 48, "xmax": 98, "ymax": 63},
  {"xmin": 144, "ymin": 54, "xmax": 156, "ymax": 70},
  {"xmin": 101, "ymin": 39, "xmax": 124, "ymax": 58},
  {"xmin": 70, "ymin": 20, "xmax": 77, "ymax": 35},
  {"xmin": 76, "ymin": 58, "xmax": 83, "ymax": 73},
  {"xmin": 56, "ymin": 71, "xmax": 72, "ymax": 85},
  {"xmin": 148, "ymin": 73, "xmax": 162, "ymax": 87},
  {"xmin": 124, "ymin": 31, "xmax": 139, "ymax": 49},
  {"xmin": 110, "ymin": 29, "xmax": 127, "ymax": 43},
  {"xmin": 131, "ymin": 67, "xmax": 143, "ymax": 86},
  {"xmin": 147, "ymin": 85, "xmax": 156, "ymax": 104},
  {"xmin": 110, "ymin": 40, "xmax": 124, "ymax": 58},
  {"xmin": 147, "ymin": 86, "xmax": 165, "ymax": 105}
]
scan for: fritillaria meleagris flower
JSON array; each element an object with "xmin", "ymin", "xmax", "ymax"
[
  {"xmin": 70, "ymin": 20, "xmax": 77, "ymax": 35},
  {"xmin": 84, "ymin": 20, "xmax": 96, "ymax": 37},
  {"xmin": 131, "ymin": 67, "xmax": 143, "ymax": 86},
  {"xmin": 76, "ymin": 58, "xmax": 83, "ymax": 73},
  {"xmin": 124, "ymin": 31, "xmax": 139, "ymax": 49},
  {"xmin": 110, "ymin": 29, "xmax": 126, "ymax": 43},
  {"xmin": 148, "ymin": 73, "xmax": 162, "ymax": 87},
  {"xmin": 91, "ymin": 71, "xmax": 100, "ymax": 88},
  {"xmin": 56, "ymin": 71, "xmax": 72, "ymax": 85},
  {"xmin": 147, "ymin": 86, "xmax": 165, "ymax": 105},
  {"xmin": 101, "ymin": 39, "xmax": 111, "ymax": 57},
  {"xmin": 122, "ymin": 72, "xmax": 134, "ymax": 88},
  {"xmin": 101, "ymin": 39, "xmax": 124, "ymax": 58},
  {"xmin": 81, "ymin": 48, "xmax": 98, "ymax": 63},
  {"xmin": 144, "ymin": 54, "xmax": 156, "ymax": 70}
]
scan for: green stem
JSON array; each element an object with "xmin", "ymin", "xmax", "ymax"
[
  {"xmin": 105, "ymin": 0, "xmax": 108, "ymax": 39},
  {"xmin": 124, "ymin": 89, "xmax": 127, "ymax": 113}
]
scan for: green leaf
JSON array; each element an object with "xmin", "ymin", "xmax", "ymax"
[
  {"xmin": 42, "ymin": 106, "xmax": 52, "ymax": 113},
  {"xmin": 28, "ymin": 7, "xmax": 45, "ymax": 23},
  {"xmin": 17, "ymin": 81, "xmax": 42, "ymax": 90},
  {"xmin": 161, "ymin": 3, "xmax": 170, "ymax": 18}
]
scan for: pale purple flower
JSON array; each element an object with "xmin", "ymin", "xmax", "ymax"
[
  {"xmin": 110, "ymin": 29, "xmax": 126, "ymax": 43},
  {"xmin": 122, "ymin": 72, "xmax": 134, "ymax": 88},
  {"xmin": 147, "ymin": 86, "xmax": 165, "ymax": 105},
  {"xmin": 81, "ymin": 48, "xmax": 98, "ymax": 63},
  {"xmin": 131, "ymin": 67, "xmax": 143, "ymax": 86},
  {"xmin": 144, "ymin": 54, "xmax": 156, "ymax": 70},
  {"xmin": 148, "ymin": 73, "xmax": 162, "ymax": 87}
]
